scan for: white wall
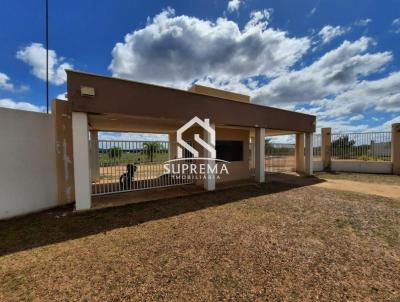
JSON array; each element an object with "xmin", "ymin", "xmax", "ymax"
[
  {"xmin": 313, "ymin": 160, "xmax": 323, "ymax": 172},
  {"xmin": 0, "ymin": 108, "xmax": 58, "ymax": 219},
  {"xmin": 313, "ymin": 159, "xmax": 392, "ymax": 174},
  {"xmin": 331, "ymin": 160, "xmax": 393, "ymax": 174}
]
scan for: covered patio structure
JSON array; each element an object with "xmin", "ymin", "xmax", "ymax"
[{"xmin": 61, "ymin": 70, "xmax": 316, "ymax": 210}]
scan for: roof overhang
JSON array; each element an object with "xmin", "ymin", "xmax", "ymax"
[{"xmin": 67, "ymin": 70, "xmax": 316, "ymax": 133}]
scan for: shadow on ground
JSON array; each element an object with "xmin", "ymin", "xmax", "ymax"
[{"xmin": 0, "ymin": 174, "xmax": 324, "ymax": 256}]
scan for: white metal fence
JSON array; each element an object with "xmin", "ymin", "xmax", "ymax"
[
  {"xmin": 313, "ymin": 131, "xmax": 392, "ymax": 162},
  {"xmin": 265, "ymin": 142, "xmax": 296, "ymax": 173},
  {"xmin": 91, "ymin": 140, "xmax": 194, "ymax": 195},
  {"xmin": 313, "ymin": 134, "xmax": 322, "ymax": 160},
  {"xmin": 331, "ymin": 132, "xmax": 391, "ymax": 161}
]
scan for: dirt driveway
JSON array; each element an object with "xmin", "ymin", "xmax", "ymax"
[{"xmin": 314, "ymin": 172, "xmax": 400, "ymax": 199}]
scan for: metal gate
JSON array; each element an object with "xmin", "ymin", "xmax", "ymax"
[
  {"xmin": 90, "ymin": 140, "xmax": 194, "ymax": 195},
  {"xmin": 265, "ymin": 142, "xmax": 295, "ymax": 173}
]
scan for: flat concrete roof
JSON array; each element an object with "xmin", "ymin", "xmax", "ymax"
[{"xmin": 67, "ymin": 70, "xmax": 316, "ymax": 133}]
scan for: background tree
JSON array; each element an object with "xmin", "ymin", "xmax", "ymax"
[
  {"xmin": 331, "ymin": 135, "xmax": 356, "ymax": 159},
  {"xmin": 143, "ymin": 142, "xmax": 161, "ymax": 162},
  {"xmin": 108, "ymin": 146, "xmax": 122, "ymax": 159}
]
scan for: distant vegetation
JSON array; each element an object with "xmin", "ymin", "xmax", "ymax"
[{"xmin": 99, "ymin": 144, "xmax": 168, "ymax": 166}]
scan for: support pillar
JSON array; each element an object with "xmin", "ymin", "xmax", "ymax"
[
  {"xmin": 72, "ymin": 112, "xmax": 91, "ymax": 210},
  {"xmin": 168, "ymin": 132, "xmax": 177, "ymax": 160},
  {"xmin": 295, "ymin": 133, "xmax": 305, "ymax": 173},
  {"xmin": 89, "ymin": 131, "xmax": 100, "ymax": 182},
  {"xmin": 255, "ymin": 128, "xmax": 265, "ymax": 183},
  {"xmin": 305, "ymin": 133, "xmax": 314, "ymax": 176},
  {"xmin": 392, "ymin": 123, "xmax": 400, "ymax": 175},
  {"xmin": 321, "ymin": 128, "xmax": 331, "ymax": 171},
  {"xmin": 52, "ymin": 100, "xmax": 74, "ymax": 204},
  {"xmin": 204, "ymin": 123, "xmax": 216, "ymax": 191}
]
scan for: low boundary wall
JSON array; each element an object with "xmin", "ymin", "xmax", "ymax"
[
  {"xmin": 0, "ymin": 108, "xmax": 58, "ymax": 219},
  {"xmin": 313, "ymin": 160, "xmax": 393, "ymax": 174}
]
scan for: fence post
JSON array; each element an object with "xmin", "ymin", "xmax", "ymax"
[
  {"xmin": 89, "ymin": 131, "xmax": 100, "ymax": 182},
  {"xmin": 392, "ymin": 123, "xmax": 400, "ymax": 175},
  {"xmin": 321, "ymin": 128, "xmax": 331, "ymax": 171},
  {"xmin": 305, "ymin": 133, "xmax": 314, "ymax": 175}
]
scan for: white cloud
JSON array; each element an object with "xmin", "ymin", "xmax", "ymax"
[
  {"xmin": 354, "ymin": 18, "xmax": 371, "ymax": 27},
  {"xmin": 392, "ymin": 18, "xmax": 400, "ymax": 34},
  {"xmin": 318, "ymin": 25, "xmax": 349, "ymax": 44},
  {"xmin": 319, "ymin": 71, "xmax": 400, "ymax": 117},
  {"xmin": 368, "ymin": 115, "xmax": 400, "ymax": 131},
  {"xmin": 0, "ymin": 72, "xmax": 30, "ymax": 92},
  {"xmin": 227, "ymin": 0, "xmax": 241, "ymax": 13},
  {"xmin": 349, "ymin": 114, "xmax": 364, "ymax": 121},
  {"xmin": 0, "ymin": 72, "xmax": 14, "ymax": 91},
  {"xmin": 108, "ymin": 9, "xmax": 400, "ymax": 133},
  {"xmin": 99, "ymin": 132, "xmax": 168, "ymax": 141},
  {"xmin": 56, "ymin": 92, "xmax": 67, "ymax": 100},
  {"xmin": 309, "ymin": 7, "xmax": 317, "ymax": 16},
  {"xmin": 16, "ymin": 43, "xmax": 73, "ymax": 85},
  {"xmin": 252, "ymin": 37, "xmax": 392, "ymax": 107},
  {"xmin": 292, "ymin": 70, "xmax": 400, "ymax": 133},
  {"xmin": 244, "ymin": 9, "xmax": 273, "ymax": 31},
  {"xmin": 109, "ymin": 8, "xmax": 309, "ymax": 88},
  {"xmin": 0, "ymin": 99, "xmax": 45, "ymax": 112}
]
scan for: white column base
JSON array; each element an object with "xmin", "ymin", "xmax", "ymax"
[{"xmin": 72, "ymin": 112, "xmax": 91, "ymax": 210}]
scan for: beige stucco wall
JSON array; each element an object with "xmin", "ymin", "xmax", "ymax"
[
  {"xmin": 52, "ymin": 100, "xmax": 75, "ymax": 205},
  {"xmin": 188, "ymin": 84, "xmax": 250, "ymax": 103},
  {"xmin": 178, "ymin": 126, "xmax": 251, "ymax": 184},
  {"xmin": 215, "ymin": 127, "xmax": 251, "ymax": 183}
]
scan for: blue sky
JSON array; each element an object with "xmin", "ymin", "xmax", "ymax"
[{"xmin": 1, "ymin": 0, "xmax": 400, "ymax": 134}]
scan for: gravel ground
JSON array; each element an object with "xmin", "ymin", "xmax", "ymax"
[{"xmin": 1, "ymin": 182, "xmax": 400, "ymax": 301}]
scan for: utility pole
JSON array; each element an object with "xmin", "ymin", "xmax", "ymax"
[{"xmin": 46, "ymin": 0, "xmax": 49, "ymax": 114}]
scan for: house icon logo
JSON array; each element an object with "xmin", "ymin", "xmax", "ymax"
[
  {"xmin": 176, "ymin": 116, "xmax": 216, "ymax": 159},
  {"xmin": 163, "ymin": 116, "xmax": 229, "ymax": 180}
]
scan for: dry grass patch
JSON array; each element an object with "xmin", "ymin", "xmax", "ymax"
[
  {"xmin": 1, "ymin": 182, "xmax": 400, "ymax": 301},
  {"xmin": 316, "ymin": 171, "xmax": 400, "ymax": 186}
]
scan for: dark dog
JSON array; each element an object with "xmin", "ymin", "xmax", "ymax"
[{"xmin": 119, "ymin": 163, "xmax": 137, "ymax": 189}]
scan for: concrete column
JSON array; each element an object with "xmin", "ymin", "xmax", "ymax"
[
  {"xmin": 255, "ymin": 128, "xmax": 265, "ymax": 182},
  {"xmin": 168, "ymin": 132, "xmax": 177, "ymax": 160},
  {"xmin": 392, "ymin": 123, "xmax": 400, "ymax": 175},
  {"xmin": 204, "ymin": 123, "xmax": 216, "ymax": 191},
  {"xmin": 89, "ymin": 131, "xmax": 100, "ymax": 182},
  {"xmin": 51, "ymin": 100, "xmax": 74, "ymax": 204},
  {"xmin": 249, "ymin": 137, "xmax": 255, "ymax": 173},
  {"xmin": 295, "ymin": 133, "xmax": 305, "ymax": 173},
  {"xmin": 72, "ymin": 112, "xmax": 91, "ymax": 210},
  {"xmin": 321, "ymin": 128, "xmax": 331, "ymax": 171},
  {"xmin": 305, "ymin": 133, "xmax": 314, "ymax": 176}
]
